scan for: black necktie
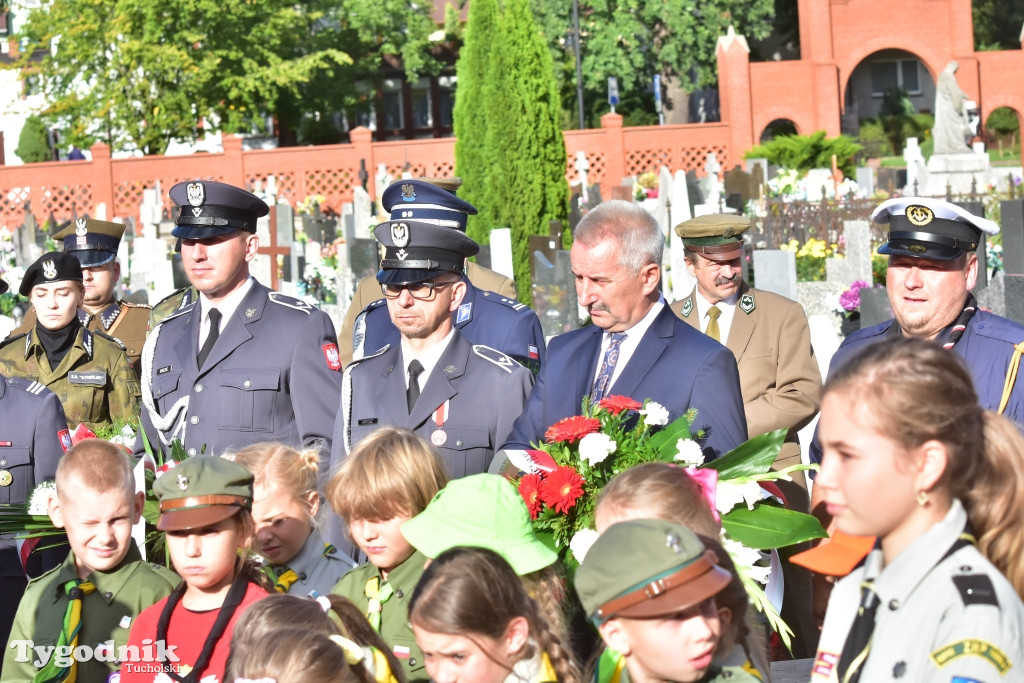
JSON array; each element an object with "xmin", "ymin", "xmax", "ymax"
[
  {"xmin": 198, "ymin": 308, "xmax": 222, "ymax": 368},
  {"xmin": 837, "ymin": 580, "xmax": 880, "ymax": 683},
  {"xmin": 407, "ymin": 360, "xmax": 424, "ymax": 412}
]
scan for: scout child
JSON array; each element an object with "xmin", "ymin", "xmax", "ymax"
[
  {"xmin": 326, "ymin": 426, "xmax": 448, "ymax": 683},
  {"xmin": 2, "ymin": 440, "xmax": 178, "ymax": 681},
  {"xmin": 575, "ymin": 519, "xmax": 744, "ymax": 683},
  {"xmin": 409, "ymin": 546, "xmax": 581, "ymax": 683},
  {"xmin": 122, "ymin": 456, "xmax": 270, "ymax": 682},
  {"xmin": 230, "ymin": 442, "xmax": 354, "ymax": 595}
]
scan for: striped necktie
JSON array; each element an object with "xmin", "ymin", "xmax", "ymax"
[
  {"xmin": 364, "ymin": 577, "xmax": 395, "ymax": 632},
  {"xmin": 35, "ymin": 579, "xmax": 95, "ymax": 683}
]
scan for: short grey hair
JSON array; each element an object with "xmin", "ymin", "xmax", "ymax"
[{"xmin": 573, "ymin": 200, "xmax": 664, "ymax": 275}]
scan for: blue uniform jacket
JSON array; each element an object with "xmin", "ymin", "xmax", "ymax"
[
  {"xmin": 501, "ymin": 305, "xmax": 748, "ymax": 459},
  {"xmin": 810, "ymin": 309, "xmax": 1024, "ymax": 464},
  {"xmin": 353, "ymin": 278, "xmax": 546, "ymax": 370}
]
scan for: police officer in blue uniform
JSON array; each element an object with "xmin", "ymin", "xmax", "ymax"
[
  {"xmin": 351, "ymin": 179, "xmax": 546, "ymax": 371},
  {"xmin": 134, "ymin": 181, "xmax": 343, "ymax": 473},
  {"xmin": 334, "ymin": 217, "xmax": 534, "ymax": 480}
]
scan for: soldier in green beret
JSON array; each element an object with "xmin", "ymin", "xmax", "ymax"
[
  {"xmin": 0, "ymin": 252, "xmax": 140, "ymax": 432},
  {"xmin": 575, "ymin": 519, "xmax": 761, "ymax": 683}
]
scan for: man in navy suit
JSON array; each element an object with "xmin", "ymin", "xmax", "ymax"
[{"xmin": 500, "ymin": 200, "xmax": 747, "ymax": 459}]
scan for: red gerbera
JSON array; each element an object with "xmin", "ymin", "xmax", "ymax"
[
  {"xmin": 544, "ymin": 416, "xmax": 601, "ymax": 444},
  {"xmin": 540, "ymin": 466, "xmax": 586, "ymax": 514},
  {"xmin": 518, "ymin": 473, "xmax": 545, "ymax": 519},
  {"xmin": 598, "ymin": 395, "xmax": 643, "ymax": 415}
]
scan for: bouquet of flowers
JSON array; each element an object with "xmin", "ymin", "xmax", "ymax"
[{"xmin": 512, "ymin": 395, "xmax": 825, "ymax": 646}]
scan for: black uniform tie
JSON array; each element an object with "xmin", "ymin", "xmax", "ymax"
[
  {"xmin": 407, "ymin": 359, "xmax": 424, "ymax": 412},
  {"xmin": 837, "ymin": 580, "xmax": 879, "ymax": 683},
  {"xmin": 198, "ymin": 308, "xmax": 222, "ymax": 368}
]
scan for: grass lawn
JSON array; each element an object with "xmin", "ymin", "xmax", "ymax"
[{"xmin": 877, "ymin": 138, "xmax": 1020, "ymax": 168}]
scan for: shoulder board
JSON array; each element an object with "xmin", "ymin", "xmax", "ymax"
[
  {"xmin": 94, "ymin": 331, "xmax": 127, "ymax": 350},
  {"xmin": 120, "ymin": 300, "xmax": 153, "ymax": 311},
  {"xmin": 158, "ymin": 302, "xmax": 195, "ymax": 326},
  {"xmin": 479, "ymin": 291, "xmax": 529, "ymax": 312},
  {"xmin": 361, "ymin": 298, "xmax": 388, "ymax": 314},
  {"xmin": 268, "ymin": 291, "xmax": 314, "ymax": 314},
  {"xmin": 0, "ymin": 332, "xmax": 27, "ymax": 350},
  {"xmin": 6, "ymin": 376, "xmax": 51, "ymax": 396},
  {"xmin": 971, "ymin": 312, "xmax": 1024, "ymax": 344},
  {"xmin": 952, "ymin": 574, "xmax": 999, "ymax": 607},
  {"xmin": 152, "ymin": 286, "xmax": 191, "ymax": 310},
  {"xmin": 472, "ymin": 344, "xmax": 520, "ymax": 373},
  {"xmin": 348, "ymin": 343, "xmax": 391, "ymax": 367},
  {"xmin": 82, "ymin": 329, "xmax": 94, "ymax": 357}
]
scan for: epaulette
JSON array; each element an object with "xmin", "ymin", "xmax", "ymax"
[
  {"xmin": 350, "ymin": 344, "xmax": 390, "ymax": 366},
  {"xmin": 268, "ymin": 291, "xmax": 315, "ymax": 314},
  {"xmin": 0, "ymin": 332, "xmax": 27, "ymax": 350},
  {"xmin": 95, "ymin": 330, "xmax": 127, "ymax": 351},
  {"xmin": 158, "ymin": 302, "xmax": 195, "ymax": 327},
  {"xmin": 361, "ymin": 298, "xmax": 388, "ymax": 314},
  {"xmin": 479, "ymin": 291, "xmax": 529, "ymax": 312},
  {"xmin": 952, "ymin": 574, "xmax": 999, "ymax": 607},
  {"xmin": 82, "ymin": 329, "xmax": 94, "ymax": 357},
  {"xmin": 472, "ymin": 344, "xmax": 520, "ymax": 373},
  {"xmin": 6, "ymin": 376, "xmax": 51, "ymax": 397},
  {"xmin": 152, "ymin": 286, "xmax": 192, "ymax": 310}
]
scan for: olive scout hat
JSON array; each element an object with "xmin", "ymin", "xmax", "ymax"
[
  {"xmin": 674, "ymin": 214, "xmax": 750, "ymax": 263},
  {"xmin": 402, "ymin": 474, "xmax": 558, "ymax": 576},
  {"xmin": 170, "ymin": 180, "xmax": 270, "ymax": 240},
  {"xmin": 873, "ymin": 196, "xmax": 999, "ymax": 261},
  {"xmin": 575, "ymin": 519, "xmax": 731, "ymax": 625},
  {"xmin": 53, "ymin": 217, "xmax": 127, "ymax": 267},
  {"xmin": 19, "ymin": 252, "xmax": 83, "ymax": 296},
  {"xmin": 154, "ymin": 455, "xmax": 254, "ymax": 531}
]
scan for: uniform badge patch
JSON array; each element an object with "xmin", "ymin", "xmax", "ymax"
[
  {"xmin": 176, "ymin": 474, "xmax": 189, "ymax": 491},
  {"xmin": 58, "ymin": 429, "xmax": 72, "ymax": 453},
  {"xmin": 0, "ymin": 470, "xmax": 11, "ymax": 487},
  {"xmin": 322, "ymin": 343, "xmax": 342, "ymax": 371},
  {"xmin": 740, "ymin": 293, "xmax": 755, "ymax": 314},
  {"xmin": 680, "ymin": 298, "xmax": 693, "ymax": 317},
  {"xmin": 401, "ymin": 184, "xmax": 416, "ymax": 202},
  {"xmin": 42, "ymin": 260, "xmax": 57, "ymax": 280},
  {"xmin": 906, "ymin": 204, "xmax": 934, "ymax": 226},
  {"xmin": 186, "ymin": 182, "xmax": 205, "ymax": 207},
  {"xmin": 456, "ymin": 302, "xmax": 472, "ymax": 324},
  {"xmin": 391, "ymin": 222, "xmax": 410, "ymax": 248},
  {"xmin": 909, "ymin": 244, "xmax": 928, "ymax": 254},
  {"xmin": 931, "ymin": 640, "xmax": 1011, "ymax": 674},
  {"xmin": 529, "ymin": 345, "xmax": 540, "ymax": 361},
  {"xmin": 810, "ymin": 651, "xmax": 838, "ymax": 680}
]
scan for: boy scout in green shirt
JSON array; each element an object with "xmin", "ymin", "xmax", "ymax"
[{"xmin": 3, "ymin": 440, "xmax": 178, "ymax": 681}]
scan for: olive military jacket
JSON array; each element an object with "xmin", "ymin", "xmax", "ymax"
[
  {"xmin": 333, "ymin": 549, "xmax": 429, "ymax": 683},
  {"xmin": 0, "ymin": 326, "xmax": 140, "ymax": 432},
  {"xmin": 2, "ymin": 542, "xmax": 179, "ymax": 681}
]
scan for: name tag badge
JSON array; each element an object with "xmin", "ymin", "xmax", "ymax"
[
  {"xmin": 157, "ymin": 365, "xmax": 174, "ymax": 375},
  {"xmin": 68, "ymin": 371, "xmax": 108, "ymax": 386},
  {"xmin": 357, "ymin": 418, "xmax": 379, "ymax": 426}
]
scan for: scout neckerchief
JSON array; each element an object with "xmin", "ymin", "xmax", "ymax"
[
  {"xmin": 887, "ymin": 293, "xmax": 977, "ymax": 350},
  {"xmin": 34, "ymin": 579, "xmax": 95, "ymax": 683},
  {"xmin": 156, "ymin": 571, "xmax": 249, "ymax": 682},
  {"xmin": 330, "ymin": 633, "xmax": 402, "ymax": 683},
  {"xmin": 364, "ymin": 576, "xmax": 394, "ymax": 632},
  {"xmin": 265, "ymin": 543, "xmax": 337, "ymax": 593}
]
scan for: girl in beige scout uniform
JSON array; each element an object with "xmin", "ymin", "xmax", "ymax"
[
  {"xmin": 410, "ymin": 546, "xmax": 581, "ymax": 683},
  {"xmin": 327, "ymin": 427, "xmax": 448, "ymax": 683},
  {"xmin": 0, "ymin": 252, "xmax": 139, "ymax": 431},
  {"xmin": 813, "ymin": 337, "xmax": 1024, "ymax": 683},
  {"xmin": 231, "ymin": 442, "xmax": 354, "ymax": 596}
]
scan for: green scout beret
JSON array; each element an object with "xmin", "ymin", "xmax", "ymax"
[
  {"xmin": 575, "ymin": 519, "xmax": 730, "ymax": 624},
  {"xmin": 674, "ymin": 214, "xmax": 750, "ymax": 262},
  {"xmin": 154, "ymin": 455, "xmax": 254, "ymax": 531}
]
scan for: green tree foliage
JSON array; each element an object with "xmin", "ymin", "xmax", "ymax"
[
  {"xmin": 532, "ymin": 0, "xmax": 775, "ymax": 125},
  {"xmin": 973, "ymin": 0, "xmax": 1024, "ymax": 51},
  {"xmin": 745, "ymin": 130, "xmax": 862, "ymax": 176},
  {"xmin": 15, "ymin": 115, "xmax": 52, "ymax": 163},
  {"xmin": 9, "ymin": 0, "xmax": 352, "ymax": 155}
]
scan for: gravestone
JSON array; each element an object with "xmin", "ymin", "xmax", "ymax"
[
  {"xmin": 902, "ymin": 138, "xmax": 928, "ymax": 195},
  {"xmin": 1001, "ymin": 199, "xmax": 1024, "ymax": 275},
  {"xmin": 346, "ymin": 238, "xmax": 380, "ymax": 284},
  {"xmin": 753, "ymin": 250, "xmax": 798, "ymax": 301},
  {"xmin": 745, "ymin": 158, "xmax": 769, "ymax": 193},
  {"xmin": 490, "ymin": 227, "xmax": 515, "ymax": 282},
  {"xmin": 723, "ymin": 165, "xmax": 755, "ymax": 209},
  {"xmin": 685, "ymin": 170, "xmax": 704, "ymax": 216},
  {"xmin": 804, "ymin": 169, "xmax": 834, "ymax": 201},
  {"xmin": 876, "ymin": 168, "xmax": 907, "ymax": 194},
  {"xmin": 668, "ymin": 170, "xmax": 695, "ymax": 301},
  {"xmin": 532, "ymin": 249, "xmax": 579, "ymax": 337},
  {"xmin": 826, "ymin": 220, "xmax": 872, "ymax": 286},
  {"xmin": 855, "ymin": 167, "xmax": 875, "ymax": 197},
  {"xmin": 954, "ymin": 200, "xmax": 987, "ymax": 289},
  {"xmin": 611, "ymin": 185, "xmax": 633, "ymax": 202},
  {"xmin": 858, "ymin": 286, "xmax": 892, "ymax": 327},
  {"xmin": 352, "ymin": 186, "xmax": 375, "ymax": 239}
]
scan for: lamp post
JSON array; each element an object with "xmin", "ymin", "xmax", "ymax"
[{"xmin": 571, "ymin": 0, "xmax": 585, "ymax": 129}]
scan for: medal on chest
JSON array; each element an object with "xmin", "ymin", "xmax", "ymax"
[{"xmin": 431, "ymin": 400, "xmax": 450, "ymax": 446}]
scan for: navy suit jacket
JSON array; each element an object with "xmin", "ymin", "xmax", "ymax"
[{"xmin": 502, "ymin": 305, "xmax": 748, "ymax": 458}]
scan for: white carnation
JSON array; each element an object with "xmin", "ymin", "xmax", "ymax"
[
  {"xmin": 721, "ymin": 535, "xmax": 771, "ymax": 584},
  {"xmin": 639, "ymin": 402, "xmax": 669, "ymax": 427},
  {"xmin": 570, "ymin": 529, "xmax": 600, "ymax": 563},
  {"xmin": 672, "ymin": 439, "xmax": 705, "ymax": 466},
  {"xmin": 714, "ymin": 480, "xmax": 762, "ymax": 515},
  {"xmin": 579, "ymin": 432, "xmax": 616, "ymax": 465},
  {"xmin": 27, "ymin": 481, "xmax": 57, "ymax": 516}
]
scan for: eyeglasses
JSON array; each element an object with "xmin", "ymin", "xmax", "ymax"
[{"xmin": 381, "ymin": 280, "xmax": 458, "ymax": 300}]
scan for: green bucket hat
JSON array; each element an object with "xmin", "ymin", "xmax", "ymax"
[
  {"xmin": 575, "ymin": 519, "xmax": 730, "ymax": 624},
  {"xmin": 401, "ymin": 474, "xmax": 557, "ymax": 576},
  {"xmin": 154, "ymin": 455, "xmax": 254, "ymax": 531}
]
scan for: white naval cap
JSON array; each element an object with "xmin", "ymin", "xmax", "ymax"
[{"xmin": 872, "ymin": 196, "xmax": 998, "ymax": 261}]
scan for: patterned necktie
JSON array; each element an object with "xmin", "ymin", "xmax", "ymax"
[
  {"xmin": 836, "ymin": 580, "xmax": 880, "ymax": 683},
  {"xmin": 364, "ymin": 577, "xmax": 395, "ymax": 632},
  {"xmin": 406, "ymin": 360, "xmax": 424, "ymax": 412},
  {"xmin": 34, "ymin": 579, "xmax": 95, "ymax": 683},
  {"xmin": 706, "ymin": 305, "xmax": 722, "ymax": 342},
  {"xmin": 197, "ymin": 308, "xmax": 222, "ymax": 368},
  {"xmin": 591, "ymin": 332, "xmax": 626, "ymax": 401}
]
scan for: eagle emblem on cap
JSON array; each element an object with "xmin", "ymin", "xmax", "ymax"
[
  {"xmin": 391, "ymin": 222, "xmax": 410, "ymax": 248},
  {"xmin": 906, "ymin": 205, "xmax": 934, "ymax": 227},
  {"xmin": 186, "ymin": 182, "xmax": 206, "ymax": 208},
  {"xmin": 401, "ymin": 183, "xmax": 416, "ymax": 202},
  {"xmin": 176, "ymin": 474, "xmax": 189, "ymax": 491},
  {"xmin": 723, "ymin": 227, "xmax": 735, "ymax": 239},
  {"xmin": 75, "ymin": 218, "xmax": 88, "ymax": 237},
  {"xmin": 42, "ymin": 260, "xmax": 57, "ymax": 280},
  {"xmin": 909, "ymin": 244, "xmax": 928, "ymax": 254}
]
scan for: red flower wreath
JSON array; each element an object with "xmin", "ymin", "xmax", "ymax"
[
  {"xmin": 518, "ymin": 473, "xmax": 545, "ymax": 520},
  {"xmin": 540, "ymin": 466, "xmax": 586, "ymax": 514},
  {"xmin": 597, "ymin": 395, "xmax": 643, "ymax": 415},
  {"xmin": 544, "ymin": 416, "xmax": 601, "ymax": 444}
]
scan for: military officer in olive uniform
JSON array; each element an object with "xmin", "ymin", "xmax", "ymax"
[
  {"xmin": 346, "ymin": 179, "xmax": 545, "ymax": 372},
  {"xmin": 334, "ymin": 218, "xmax": 534, "ymax": 479},
  {"xmin": 0, "ymin": 253, "xmax": 140, "ymax": 432},
  {"xmin": 134, "ymin": 180, "xmax": 342, "ymax": 470},
  {"xmin": 10, "ymin": 218, "xmax": 151, "ymax": 374}
]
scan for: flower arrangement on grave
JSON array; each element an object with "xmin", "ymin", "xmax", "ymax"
[
  {"xmin": 301, "ymin": 260, "xmax": 339, "ymax": 305},
  {"xmin": 633, "ymin": 171, "xmax": 659, "ymax": 200},
  {"xmin": 779, "ymin": 237, "xmax": 840, "ymax": 282},
  {"xmin": 512, "ymin": 395, "xmax": 825, "ymax": 645},
  {"xmin": 837, "ymin": 279, "xmax": 871, "ymax": 319},
  {"xmin": 295, "ymin": 193, "xmax": 327, "ymax": 217}
]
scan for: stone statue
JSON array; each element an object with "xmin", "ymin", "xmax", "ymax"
[{"xmin": 932, "ymin": 61, "xmax": 972, "ymax": 155}]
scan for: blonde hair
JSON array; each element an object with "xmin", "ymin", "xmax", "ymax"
[
  {"xmin": 826, "ymin": 336, "xmax": 1024, "ymax": 596},
  {"xmin": 227, "ymin": 628, "xmax": 357, "ymax": 683},
  {"xmin": 56, "ymin": 440, "xmax": 134, "ymax": 500},
  {"xmin": 326, "ymin": 427, "xmax": 448, "ymax": 522},
  {"xmin": 231, "ymin": 442, "xmax": 320, "ymax": 523}
]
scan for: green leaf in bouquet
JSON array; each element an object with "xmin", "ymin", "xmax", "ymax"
[
  {"xmin": 704, "ymin": 428, "xmax": 788, "ymax": 478},
  {"xmin": 721, "ymin": 504, "xmax": 828, "ymax": 549},
  {"xmin": 170, "ymin": 439, "xmax": 190, "ymax": 463},
  {"xmin": 143, "ymin": 499, "xmax": 161, "ymax": 525},
  {"xmin": 649, "ymin": 414, "xmax": 694, "ymax": 458}
]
